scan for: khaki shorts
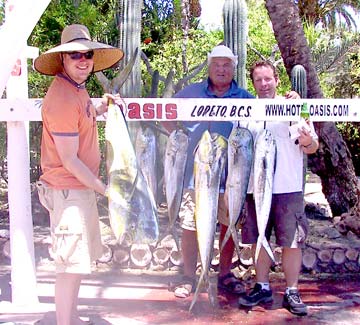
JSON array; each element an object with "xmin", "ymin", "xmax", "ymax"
[
  {"xmin": 241, "ymin": 192, "xmax": 308, "ymax": 248},
  {"xmin": 36, "ymin": 181, "xmax": 103, "ymax": 274},
  {"xmin": 179, "ymin": 189, "xmax": 229, "ymax": 231}
]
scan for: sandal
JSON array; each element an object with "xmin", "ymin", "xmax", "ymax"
[
  {"xmin": 218, "ymin": 272, "xmax": 245, "ymax": 295},
  {"xmin": 173, "ymin": 276, "xmax": 196, "ymax": 298}
]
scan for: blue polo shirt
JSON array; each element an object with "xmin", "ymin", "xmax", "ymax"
[{"xmin": 174, "ymin": 78, "xmax": 254, "ymax": 190}]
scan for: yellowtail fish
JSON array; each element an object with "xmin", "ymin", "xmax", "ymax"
[
  {"xmin": 222, "ymin": 125, "xmax": 254, "ymax": 258},
  {"xmin": 253, "ymin": 129, "xmax": 276, "ymax": 263},
  {"xmin": 105, "ymin": 102, "xmax": 159, "ymax": 244},
  {"xmin": 135, "ymin": 124, "xmax": 158, "ymax": 204},
  {"xmin": 163, "ymin": 129, "xmax": 189, "ymax": 248},
  {"xmin": 190, "ymin": 130, "xmax": 227, "ymax": 312}
]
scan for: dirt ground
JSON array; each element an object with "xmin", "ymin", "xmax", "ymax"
[{"xmin": 0, "ymin": 173, "xmax": 360, "ymax": 324}]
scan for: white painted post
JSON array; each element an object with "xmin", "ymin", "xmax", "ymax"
[
  {"xmin": 0, "ymin": 0, "xmax": 50, "ymax": 307},
  {"xmin": 6, "ymin": 47, "xmax": 39, "ymax": 306}
]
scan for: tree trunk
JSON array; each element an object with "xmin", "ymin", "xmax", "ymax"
[{"xmin": 265, "ymin": 0, "xmax": 359, "ymax": 221}]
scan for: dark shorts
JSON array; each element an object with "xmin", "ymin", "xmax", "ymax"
[{"xmin": 241, "ymin": 192, "xmax": 308, "ymax": 248}]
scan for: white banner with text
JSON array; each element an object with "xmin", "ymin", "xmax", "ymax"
[{"xmin": 0, "ymin": 97, "xmax": 358, "ymax": 122}]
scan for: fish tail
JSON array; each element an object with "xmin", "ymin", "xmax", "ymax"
[
  {"xmin": 170, "ymin": 228, "xmax": 181, "ymax": 252},
  {"xmin": 231, "ymin": 228, "xmax": 242, "ymax": 261},
  {"xmin": 220, "ymin": 226, "xmax": 232, "ymax": 252},
  {"xmin": 255, "ymin": 237, "xmax": 275, "ymax": 264},
  {"xmin": 254, "ymin": 238, "xmax": 262, "ymax": 264},
  {"xmin": 262, "ymin": 238, "xmax": 275, "ymax": 263},
  {"xmin": 207, "ymin": 276, "xmax": 219, "ymax": 308},
  {"xmin": 189, "ymin": 270, "xmax": 206, "ymax": 312}
]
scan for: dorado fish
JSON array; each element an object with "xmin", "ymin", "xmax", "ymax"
[
  {"xmin": 135, "ymin": 124, "xmax": 158, "ymax": 205},
  {"xmin": 222, "ymin": 125, "xmax": 254, "ymax": 258},
  {"xmin": 190, "ymin": 131, "xmax": 227, "ymax": 312},
  {"xmin": 253, "ymin": 129, "xmax": 276, "ymax": 263},
  {"xmin": 163, "ymin": 128, "xmax": 188, "ymax": 248},
  {"xmin": 105, "ymin": 102, "xmax": 159, "ymax": 244}
]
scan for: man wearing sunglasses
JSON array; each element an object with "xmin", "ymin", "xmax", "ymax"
[
  {"xmin": 60, "ymin": 50, "xmax": 95, "ymax": 86},
  {"xmin": 34, "ymin": 24, "xmax": 123, "ymax": 325}
]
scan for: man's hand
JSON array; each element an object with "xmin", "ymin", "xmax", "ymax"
[
  {"xmin": 96, "ymin": 93, "xmax": 122, "ymax": 116},
  {"xmin": 285, "ymin": 90, "xmax": 300, "ymax": 99}
]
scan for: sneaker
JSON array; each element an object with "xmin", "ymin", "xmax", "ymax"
[
  {"xmin": 238, "ymin": 283, "xmax": 273, "ymax": 307},
  {"xmin": 282, "ymin": 289, "xmax": 308, "ymax": 316}
]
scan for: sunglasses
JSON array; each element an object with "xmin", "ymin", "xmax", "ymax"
[{"xmin": 67, "ymin": 51, "xmax": 94, "ymax": 60}]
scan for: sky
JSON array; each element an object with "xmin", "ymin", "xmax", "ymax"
[{"xmin": 199, "ymin": 0, "xmax": 224, "ymax": 31}]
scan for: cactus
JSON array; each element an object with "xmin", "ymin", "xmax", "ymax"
[
  {"xmin": 223, "ymin": 0, "xmax": 248, "ymax": 89},
  {"xmin": 291, "ymin": 64, "xmax": 308, "ymax": 193},
  {"xmin": 291, "ymin": 64, "xmax": 308, "ymax": 99},
  {"xmin": 117, "ymin": 0, "xmax": 142, "ymax": 143},
  {"xmin": 118, "ymin": 0, "xmax": 142, "ymax": 98}
]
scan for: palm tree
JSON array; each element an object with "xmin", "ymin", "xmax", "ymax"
[
  {"xmin": 295, "ymin": 0, "xmax": 360, "ymax": 31},
  {"xmin": 265, "ymin": 0, "xmax": 359, "ymax": 225}
]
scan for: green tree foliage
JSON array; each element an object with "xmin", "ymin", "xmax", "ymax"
[
  {"xmin": 1, "ymin": 0, "xmax": 359, "ymax": 183},
  {"xmin": 141, "ymin": 0, "xmax": 201, "ymax": 59},
  {"xmin": 295, "ymin": 0, "xmax": 360, "ymax": 31},
  {"xmin": 141, "ymin": 28, "xmax": 223, "ymax": 97},
  {"xmin": 0, "ymin": 1, "xmax": 4, "ymax": 26},
  {"xmin": 336, "ymin": 122, "xmax": 360, "ymax": 175},
  {"xmin": 246, "ymin": 0, "xmax": 291, "ymax": 96}
]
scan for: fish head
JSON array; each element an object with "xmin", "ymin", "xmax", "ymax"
[
  {"xmin": 136, "ymin": 126, "xmax": 156, "ymax": 151},
  {"xmin": 176, "ymin": 129, "xmax": 189, "ymax": 151},
  {"xmin": 229, "ymin": 126, "xmax": 254, "ymax": 166},
  {"xmin": 168, "ymin": 129, "xmax": 189, "ymax": 155},
  {"xmin": 263, "ymin": 129, "xmax": 275, "ymax": 145},
  {"xmin": 195, "ymin": 130, "xmax": 213, "ymax": 164},
  {"xmin": 212, "ymin": 133, "xmax": 228, "ymax": 163}
]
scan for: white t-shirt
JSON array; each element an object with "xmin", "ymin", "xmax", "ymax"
[{"xmin": 238, "ymin": 115, "xmax": 318, "ymax": 194}]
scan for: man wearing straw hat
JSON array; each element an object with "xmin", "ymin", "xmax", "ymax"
[{"xmin": 34, "ymin": 24, "xmax": 123, "ymax": 325}]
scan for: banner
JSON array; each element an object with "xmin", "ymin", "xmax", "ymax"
[
  {"xmin": 116, "ymin": 98, "xmax": 358, "ymax": 122},
  {"xmin": 0, "ymin": 97, "xmax": 359, "ymax": 122}
]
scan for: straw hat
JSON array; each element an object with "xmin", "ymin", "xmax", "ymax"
[{"xmin": 34, "ymin": 24, "xmax": 124, "ymax": 76}]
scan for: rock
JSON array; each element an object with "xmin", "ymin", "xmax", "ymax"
[
  {"xmin": 303, "ymin": 250, "xmax": 317, "ymax": 270},
  {"xmin": 0, "ymin": 229, "xmax": 9, "ymax": 238},
  {"xmin": 325, "ymin": 227, "xmax": 342, "ymax": 239}
]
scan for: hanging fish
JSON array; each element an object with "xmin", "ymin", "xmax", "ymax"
[
  {"xmin": 222, "ymin": 124, "xmax": 254, "ymax": 258},
  {"xmin": 190, "ymin": 130, "xmax": 227, "ymax": 312},
  {"xmin": 105, "ymin": 101, "xmax": 159, "ymax": 245},
  {"xmin": 253, "ymin": 129, "xmax": 276, "ymax": 263}
]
